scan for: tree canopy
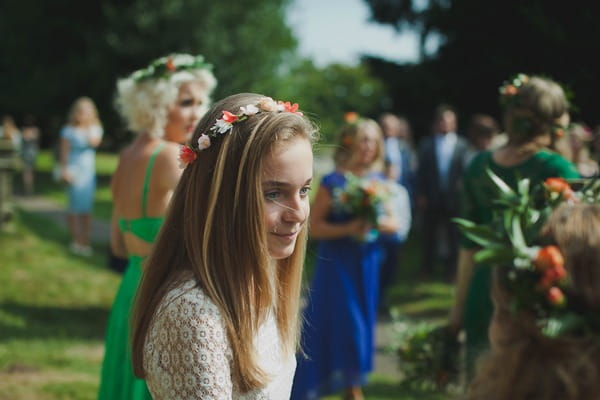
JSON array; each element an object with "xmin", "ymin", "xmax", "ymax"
[{"xmin": 363, "ymin": 0, "xmax": 600, "ymax": 138}]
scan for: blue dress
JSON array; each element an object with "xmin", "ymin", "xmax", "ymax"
[
  {"xmin": 61, "ymin": 125, "xmax": 103, "ymax": 213},
  {"xmin": 291, "ymin": 171, "xmax": 384, "ymax": 399}
]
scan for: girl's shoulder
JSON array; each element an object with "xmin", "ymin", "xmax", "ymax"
[{"xmin": 156, "ymin": 278, "xmax": 224, "ymax": 327}]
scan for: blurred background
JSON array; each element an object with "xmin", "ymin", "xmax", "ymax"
[{"xmin": 2, "ymin": 0, "xmax": 598, "ymax": 148}]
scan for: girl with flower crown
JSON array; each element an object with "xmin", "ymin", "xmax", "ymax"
[
  {"xmin": 447, "ymin": 74, "xmax": 580, "ymax": 380},
  {"xmin": 131, "ymin": 93, "xmax": 317, "ymax": 399},
  {"xmin": 469, "ymin": 203, "xmax": 600, "ymax": 400},
  {"xmin": 291, "ymin": 118, "xmax": 400, "ymax": 400},
  {"xmin": 98, "ymin": 54, "xmax": 217, "ymax": 400}
]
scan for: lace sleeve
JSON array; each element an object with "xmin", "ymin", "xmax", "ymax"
[{"xmin": 145, "ymin": 286, "xmax": 234, "ymax": 400}]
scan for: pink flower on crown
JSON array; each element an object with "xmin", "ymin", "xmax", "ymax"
[
  {"xmin": 278, "ymin": 101, "xmax": 303, "ymax": 115},
  {"xmin": 179, "ymin": 145, "xmax": 197, "ymax": 168},
  {"xmin": 258, "ymin": 97, "xmax": 279, "ymax": 112},
  {"xmin": 221, "ymin": 110, "xmax": 238, "ymax": 123},
  {"xmin": 197, "ymin": 134, "xmax": 211, "ymax": 150}
]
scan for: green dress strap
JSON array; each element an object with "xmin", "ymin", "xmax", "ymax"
[{"xmin": 141, "ymin": 142, "xmax": 165, "ymax": 218}]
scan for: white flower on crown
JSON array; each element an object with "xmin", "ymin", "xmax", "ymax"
[
  {"xmin": 240, "ymin": 104, "xmax": 260, "ymax": 115},
  {"xmin": 211, "ymin": 119, "xmax": 233, "ymax": 134},
  {"xmin": 197, "ymin": 134, "xmax": 211, "ymax": 150}
]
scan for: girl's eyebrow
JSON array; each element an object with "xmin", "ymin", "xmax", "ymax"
[{"xmin": 263, "ymin": 178, "xmax": 313, "ymax": 188}]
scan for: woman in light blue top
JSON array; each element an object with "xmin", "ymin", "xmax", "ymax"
[{"xmin": 59, "ymin": 97, "xmax": 103, "ymax": 256}]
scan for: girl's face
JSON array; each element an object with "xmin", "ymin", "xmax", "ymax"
[
  {"xmin": 164, "ymin": 81, "xmax": 207, "ymax": 144},
  {"xmin": 350, "ymin": 127, "xmax": 380, "ymax": 167},
  {"xmin": 75, "ymin": 101, "xmax": 96, "ymax": 126},
  {"xmin": 262, "ymin": 137, "xmax": 313, "ymax": 260}
]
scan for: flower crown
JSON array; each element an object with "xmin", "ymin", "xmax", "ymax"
[
  {"xmin": 178, "ymin": 97, "xmax": 303, "ymax": 168},
  {"xmin": 455, "ymin": 172, "xmax": 600, "ymax": 338},
  {"xmin": 498, "ymin": 73, "xmax": 530, "ymax": 108},
  {"xmin": 132, "ymin": 54, "xmax": 212, "ymax": 82}
]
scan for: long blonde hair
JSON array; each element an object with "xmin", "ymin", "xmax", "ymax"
[
  {"xmin": 67, "ymin": 96, "xmax": 101, "ymax": 128},
  {"xmin": 333, "ymin": 118, "xmax": 385, "ymax": 171},
  {"xmin": 469, "ymin": 203, "xmax": 600, "ymax": 400},
  {"xmin": 131, "ymin": 93, "xmax": 317, "ymax": 391}
]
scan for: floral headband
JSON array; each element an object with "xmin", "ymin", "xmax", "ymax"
[
  {"xmin": 498, "ymin": 73, "xmax": 529, "ymax": 108},
  {"xmin": 132, "ymin": 54, "xmax": 212, "ymax": 82},
  {"xmin": 455, "ymin": 172, "xmax": 600, "ymax": 338},
  {"xmin": 178, "ymin": 97, "xmax": 303, "ymax": 168}
]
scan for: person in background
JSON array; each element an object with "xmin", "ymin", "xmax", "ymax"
[
  {"xmin": 59, "ymin": 97, "xmax": 103, "ymax": 256},
  {"xmin": 416, "ymin": 104, "xmax": 470, "ymax": 281},
  {"xmin": 568, "ymin": 122, "xmax": 598, "ymax": 178},
  {"xmin": 0, "ymin": 115, "xmax": 22, "ymax": 149},
  {"xmin": 379, "ymin": 112, "xmax": 417, "ymax": 207},
  {"xmin": 131, "ymin": 93, "xmax": 316, "ymax": 399},
  {"xmin": 98, "ymin": 54, "xmax": 216, "ymax": 400},
  {"xmin": 20, "ymin": 114, "xmax": 40, "ymax": 195},
  {"xmin": 448, "ymin": 74, "xmax": 579, "ymax": 380},
  {"xmin": 465, "ymin": 113, "xmax": 501, "ymax": 165},
  {"xmin": 469, "ymin": 203, "xmax": 600, "ymax": 400},
  {"xmin": 292, "ymin": 118, "xmax": 398, "ymax": 400}
]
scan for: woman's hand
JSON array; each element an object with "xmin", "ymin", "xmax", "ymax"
[{"xmin": 60, "ymin": 167, "xmax": 73, "ymax": 184}]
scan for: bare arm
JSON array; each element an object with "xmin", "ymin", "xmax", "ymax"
[
  {"xmin": 309, "ymin": 184, "xmax": 369, "ymax": 240},
  {"xmin": 59, "ymin": 137, "xmax": 72, "ymax": 182},
  {"xmin": 448, "ymin": 247, "xmax": 478, "ymax": 334},
  {"xmin": 87, "ymin": 126, "xmax": 102, "ymax": 148}
]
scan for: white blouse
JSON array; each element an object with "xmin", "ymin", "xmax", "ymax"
[{"xmin": 144, "ymin": 279, "xmax": 297, "ymax": 399}]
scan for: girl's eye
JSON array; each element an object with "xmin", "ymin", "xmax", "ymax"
[
  {"xmin": 180, "ymin": 99, "xmax": 195, "ymax": 107},
  {"xmin": 300, "ymin": 186, "xmax": 312, "ymax": 196},
  {"xmin": 264, "ymin": 191, "xmax": 280, "ymax": 201}
]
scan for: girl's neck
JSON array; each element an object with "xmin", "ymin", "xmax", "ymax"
[{"xmin": 343, "ymin": 162, "xmax": 371, "ymax": 177}]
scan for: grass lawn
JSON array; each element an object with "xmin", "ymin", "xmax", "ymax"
[{"xmin": 1, "ymin": 149, "xmax": 460, "ymax": 399}]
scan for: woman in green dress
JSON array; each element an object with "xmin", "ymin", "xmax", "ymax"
[
  {"xmin": 447, "ymin": 74, "xmax": 579, "ymax": 378},
  {"xmin": 98, "ymin": 54, "xmax": 216, "ymax": 400}
]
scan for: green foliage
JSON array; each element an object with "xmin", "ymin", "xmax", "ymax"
[
  {"xmin": 270, "ymin": 59, "xmax": 388, "ymax": 142},
  {"xmin": 0, "ymin": 0, "xmax": 298, "ymax": 148}
]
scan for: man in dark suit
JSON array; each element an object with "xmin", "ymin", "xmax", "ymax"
[{"xmin": 416, "ymin": 104, "xmax": 469, "ymax": 280}]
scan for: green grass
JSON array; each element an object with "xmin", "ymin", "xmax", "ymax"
[{"xmin": 0, "ymin": 210, "xmax": 120, "ymax": 400}]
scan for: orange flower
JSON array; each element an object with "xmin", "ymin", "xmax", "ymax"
[
  {"xmin": 538, "ymin": 264, "xmax": 567, "ymax": 289},
  {"xmin": 344, "ymin": 112, "xmax": 359, "ymax": 123},
  {"xmin": 278, "ymin": 101, "xmax": 302, "ymax": 115},
  {"xmin": 544, "ymin": 177, "xmax": 570, "ymax": 194},
  {"xmin": 504, "ymin": 84, "xmax": 518, "ymax": 96},
  {"xmin": 166, "ymin": 58, "xmax": 176, "ymax": 72},
  {"xmin": 555, "ymin": 128, "xmax": 565, "ymax": 138},
  {"xmin": 546, "ymin": 287, "xmax": 565, "ymax": 306},
  {"xmin": 533, "ymin": 246, "xmax": 564, "ymax": 271}
]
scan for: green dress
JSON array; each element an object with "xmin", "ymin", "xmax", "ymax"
[
  {"xmin": 460, "ymin": 149, "xmax": 579, "ymax": 376},
  {"xmin": 98, "ymin": 143, "xmax": 165, "ymax": 400}
]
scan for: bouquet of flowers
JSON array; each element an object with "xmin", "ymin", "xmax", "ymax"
[
  {"xmin": 331, "ymin": 173, "xmax": 390, "ymax": 241},
  {"xmin": 391, "ymin": 311, "xmax": 461, "ymax": 391},
  {"xmin": 454, "ymin": 171, "xmax": 600, "ymax": 338}
]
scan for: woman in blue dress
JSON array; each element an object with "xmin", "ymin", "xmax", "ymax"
[
  {"xmin": 292, "ymin": 118, "xmax": 399, "ymax": 400},
  {"xmin": 59, "ymin": 97, "xmax": 103, "ymax": 256}
]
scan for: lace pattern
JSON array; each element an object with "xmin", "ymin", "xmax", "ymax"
[{"xmin": 144, "ymin": 279, "xmax": 296, "ymax": 399}]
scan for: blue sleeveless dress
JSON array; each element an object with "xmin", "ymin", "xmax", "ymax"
[
  {"xmin": 291, "ymin": 171, "xmax": 385, "ymax": 399},
  {"xmin": 98, "ymin": 143, "xmax": 165, "ymax": 400}
]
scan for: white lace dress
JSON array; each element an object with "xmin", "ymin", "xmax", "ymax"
[{"xmin": 144, "ymin": 279, "xmax": 297, "ymax": 399}]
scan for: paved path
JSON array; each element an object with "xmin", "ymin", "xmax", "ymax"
[{"xmin": 12, "ymin": 193, "xmax": 400, "ymax": 379}]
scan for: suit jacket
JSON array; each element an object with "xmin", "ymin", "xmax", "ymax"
[{"xmin": 416, "ymin": 133, "xmax": 469, "ymax": 216}]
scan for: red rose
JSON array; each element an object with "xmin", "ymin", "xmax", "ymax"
[
  {"xmin": 547, "ymin": 287, "xmax": 565, "ymax": 306},
  {"xmin": 179, "ymin": 146, "xmax": 197, "ymax": 165}
]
